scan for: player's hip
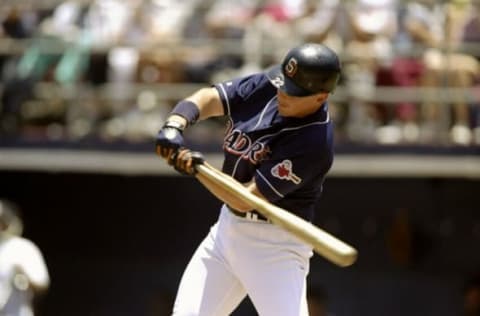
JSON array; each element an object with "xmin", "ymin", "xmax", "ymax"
[{"xmin": 217, "ymin": 204, "xmax": 312, "ymax": 257}]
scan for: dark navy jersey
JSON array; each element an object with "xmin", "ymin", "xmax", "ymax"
[{"xmin": 214, "ymin": 72, "xmax": 334, "ymax": 221}]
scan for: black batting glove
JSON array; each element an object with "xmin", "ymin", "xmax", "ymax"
[
  {"xmin": 170, "ymin": 148, "xmax": 204, "ymax": 175},
  {"xmin": 155, "ymin": 120, "xmax": 185, "ymax": 159}
]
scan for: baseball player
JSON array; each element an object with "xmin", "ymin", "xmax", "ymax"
[
  {"xmin": 156, "ymin": 43, "xmax": 341, "ymax": 316},
  {"xmin": 0, "ymin": 200, "xmax": 50, "ymax": 316}
]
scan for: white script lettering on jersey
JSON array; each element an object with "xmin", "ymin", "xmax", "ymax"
[{"xmin": 223, "ymin": 129, "xmax": 271, "ymax": 164}]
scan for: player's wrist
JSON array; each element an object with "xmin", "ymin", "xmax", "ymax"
[
  {"xmin": 169, "ymin": 100, "xmax": 200, "ymax": 127},
  {"xmin": 163, "ymin": 118, "xmax": 186, "ymax": 132}
]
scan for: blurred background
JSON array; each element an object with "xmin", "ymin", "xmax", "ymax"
[{"xmin": 0, "ymin": 0, "xmax": 479, "ymax": 315}]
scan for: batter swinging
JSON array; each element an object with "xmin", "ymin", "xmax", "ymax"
[{"xmin": 155, "ymin": 43, "xmax": 341, "ymax": 316}]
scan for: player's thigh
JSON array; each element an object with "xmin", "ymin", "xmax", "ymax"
[
  {"xmin": 233, "ymin": 224, "xmax": 312, "ymax": 316},
  {"xmin": 245, "ymin": 257, "xmax": 309, "ymax": 316},
  {"xmin": 173, "ymin": 230, "xmax": 247, "ymax": 316}
]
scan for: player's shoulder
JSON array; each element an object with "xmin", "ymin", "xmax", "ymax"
[
  {"xmin": 279, "ymin": 113, "xmax": 333, "ymax": 152},
  {"xmin": 229, "ymin": 71, "xmax": 271, "ymax": 86},
  {"xmin": 218, "ymin": 72, "xmax": 276, "ymax": 96},
  {"xmin": 2, "ymin": 236, "xmax": 41, "ymax": 253},
  {"xmin": 288, "ymin": 106, "xmax": 332, "ymax": 135}
]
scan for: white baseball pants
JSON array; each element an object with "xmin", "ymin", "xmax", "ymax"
[{"xmin": 172, "ymin": 204, "xmax": 313, "ymax": 316}]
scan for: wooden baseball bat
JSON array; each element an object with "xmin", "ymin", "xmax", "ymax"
[{"xmin": 196, "ymin": 162, "xmax": 358, "ymax": 267}]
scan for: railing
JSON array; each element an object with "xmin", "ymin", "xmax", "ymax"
[{"xmin": 0, "ymin": 82, "xmax": 476, "ymax": 104}]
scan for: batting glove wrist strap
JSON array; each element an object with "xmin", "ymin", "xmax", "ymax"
[
  {"xmin": 170, "ymin": 100, "xmax": 200, "ymax": 126},
  {"xmin": 162, "ymin": 120, "xmax": 185, "ymax": 132}
]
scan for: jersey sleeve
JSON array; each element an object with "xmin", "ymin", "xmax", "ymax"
[
  {"xmin": 254, "ymin": 136, "xmax": 333, "ymax": 203},
  {"xmin": 12, "ymin": 238, "xmax": 50, "ymax": 288}
]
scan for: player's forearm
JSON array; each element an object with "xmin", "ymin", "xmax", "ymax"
[
  {"xmin": 164, "ymin": 88, "xmax": 223, "ymax": 129},
  {"xmin": 196, "ymin": 172, "xmax": 256, "ymax": 212},
  {"xmin": 406, "ymin": 20, "xmax": 438, "ymax": 47},
  {"xmin": 185, "ymin": 87, "xmax": 224, "ymax": 120}
]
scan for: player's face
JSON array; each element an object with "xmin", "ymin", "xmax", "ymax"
[{"xmin": 277, "ymin": 90, "xmax": 328, "ymax": 117}]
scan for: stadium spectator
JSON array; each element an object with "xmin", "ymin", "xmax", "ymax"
[
  {"xmin": 293, "ymin": 0, "xmax": 344, "ymax": 54},
  {"xmin": 403, "ymin": 0, "xmax": 479, "ymax": 145},
  {"xmin": 238, "ymin": 0, "xmax": 308, "ymax": 76},
  {"xmin": 343, "ymin": 0, "xmax": 399, "ymax": 143}
]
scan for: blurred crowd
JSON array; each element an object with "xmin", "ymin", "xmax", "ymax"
[{"xmin": 0, "ymin": 0, "xmax": 479, "ymax": 147}]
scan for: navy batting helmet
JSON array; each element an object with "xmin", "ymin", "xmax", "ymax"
[{"xmin": 266, "ymin": 43, "xmax": 341, "ymax": 96}]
